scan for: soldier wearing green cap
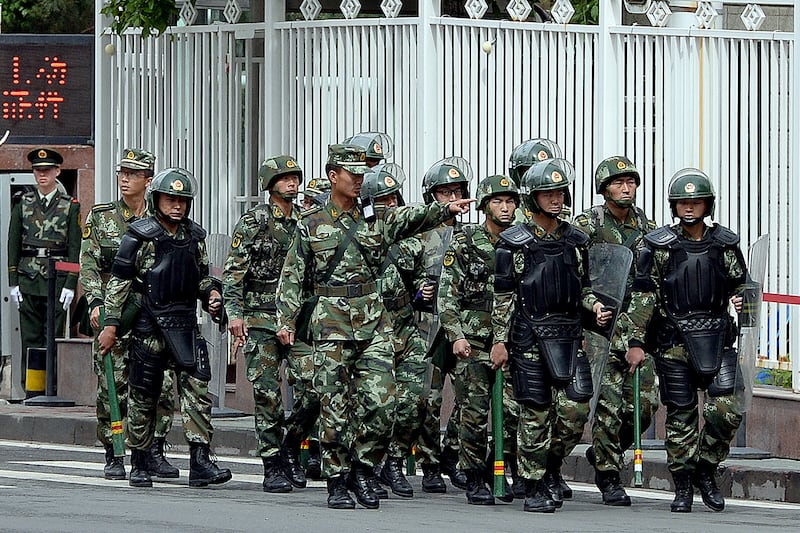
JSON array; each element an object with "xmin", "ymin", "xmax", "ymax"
[
  {"xmin": 80, "ymin": 148, "xmax": 179, "ymax": 481},
  {"xmin": 303, "ymin": 177, "xmax": 332, "ymax": 209},
  {"xmin": 275, "ymin": 144, "xmax": 474, "ymax": 510},
  {"xmin": 8, "ymin": 148, "xmax": 81, "ymax": 393},
  {"xmin": 99, "ymin": 167, "xmax": 232, "ymax": 489},
  {"xmin": 490, "ymin": 158, "xmax": 613, "ymax": 513},
  {"xmin": 620, "ymin": 168, "xmax": 748, "ymax": 513},
  {"xmin": 572, "ymin": 155, "xmax": 658, "ymax": 507},
  {"xmin": 222, "ymin": 154, "xmax": 319, "ymax": 493},
  {"xmin": 438, "ymin": 174, "xmax": 522, "ymax": 505}
]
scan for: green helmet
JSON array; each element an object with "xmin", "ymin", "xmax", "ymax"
[
  {"xmin": 341, "ymin": 132, "xmax": 394, "ymax": 164},
  {"xmin": 361, "ymin": 163, "xmax": 406, "ymax": 206},
  {"xmin": 147, "ymin": 167, "xmax": 197, "ymax": 218},
  {"xmin": 521, "ymin": 158, "xmax": 574, "ymax": 215},
  {"xmin": 594, "ymin": 155, "xmax": 640, "ymax": 194},
  {"xmin": 476, "ymin": 174, "xmax": 519, "ymax": 210},
  {"xmin": 258, "ymin": 155, "xmax": 303, "ymax": 192},
  {"xmin": 421, "ymin": 156, "xmax": 472, "ymax": 204},
  {"xmin": 668, "ymin": 167, "xmax": 716, "ymax": 220},
  {"xmin": 508, "ymin": 138, "xmax": 563, "ymax": 186}
]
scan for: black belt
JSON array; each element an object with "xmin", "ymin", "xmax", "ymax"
[
  {"xmin": 246, "ymin": 279, "xmax": 279, "ymax": 293},
  {"xmin": 463, "ymin": 300, "xmax": 493, "ymax": 312},
  {"xmin": 315, "ymin": 281, "xmax": 378, "ymax": 298},
  {"xmin": 20, "ymin": 247, "xmax": 67, "ymax": 258},
  {"xmin": 384, "ymin": 292, "xmax": 412, "ymax": 311}
]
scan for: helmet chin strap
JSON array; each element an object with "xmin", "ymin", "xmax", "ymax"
[
  {"xmin": 680, "ymin": 216, "xmax": 704, "ymax": 226},
  {"xmin": 277, "ymin": 191, "xmax": 298, "ymax": 201}
]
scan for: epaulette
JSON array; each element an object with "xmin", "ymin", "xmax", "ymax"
[
  {"xmin": 90, "ymin": 202, "xmax": 115, "ymax": 213},
  {"xmin": 128, "ymin": 217, "xmax": 163, "ymax": 240},
  {"xmin": 300, "ymin": 204, "xmax": 323, "ymax": 218},
  {"xmin": 563, "ymin": 222, "xmax": 590, "ymax": 247},
  {"xmin": 499, "ymin": 224, "xmax": 536, "ymax": 247},
  {"xmin": 573, "ymin": 211, "xmax": 591, "ymax": 228},
  {"xmin": 711, "ymin": 224, "xmax": 740, "ymax": 246},
  {"xmin": 643, "ymin": 225, "xmax": 678, "ymax": 248}
]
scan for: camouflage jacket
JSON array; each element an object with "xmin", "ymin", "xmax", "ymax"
[
  {"xmin": 380, "ymin": 231, "xmax": 424, "ymax": 328},
  {"xmin": 275, "ymin": 199, "xmax": 455, "ymax": 341},
  {"xmin": 492, "ymin": 219, "xmax": 598, "ymax": 345},
  {"xmin": 79, "ymin": 199, "xmax": 142, "ymax": 311},
  {"xmin": 7, "ymin": 190, "xmax": 81, "ymax": 295},
  {"xmin": 104, "ymin": 218, "xmax": 215, "ymax": 326},
  {"xmin": 573, "ymin": 204, "xmax": 657, "ymax": 352},
  {"xmin": 619, "ymin": 223, "xmax": 747, "ymax": 350},
  {"xmin": 223, "ymin": 201, "xmax": 301, "ymax": 331},
  {"xmin": 438, "ymin": 223, "xmax": 498, "ymax": 350}
]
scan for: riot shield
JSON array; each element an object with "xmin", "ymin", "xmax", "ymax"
[
  {"xmin": 416, "ymin": 225, "xmax": 454, "ymax": 372},
  {"xmin": 584, "ymin": 243, "xmax": 634, "ymax": 421},
  {"xmin": 735, "ymin": 234, "xmax": 768, "ymax": 413}
]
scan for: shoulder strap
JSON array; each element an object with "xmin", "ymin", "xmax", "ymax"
[{"xmin": 316, "ymin": 219, "xmax": 361, "ymax": 285}]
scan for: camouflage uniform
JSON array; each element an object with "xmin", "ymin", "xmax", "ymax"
[
  {"xmin": 573, "ymin": 204, "xmax": 659, "ymax": 474},
  {"xmin": 7, "ymin": 149, "xmax": 81, "ymax": 390},
  {"xmin": 223, "ymin": 195, "xmax": 317, "ymax": 489},
  {"xmin": 80, "ymin": 196, "xmax": 177, "ymax": 471}
]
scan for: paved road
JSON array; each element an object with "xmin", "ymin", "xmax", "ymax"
[{"xmin": 1, "ymin": 440, "xmax": 798, "ymax": 533}]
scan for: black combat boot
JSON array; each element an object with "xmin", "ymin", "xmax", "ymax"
[
  {"xmin": 693, "ymin": 461, "xmax": 725, "ymax": 511},
  {"xmin": 365, "ymin": 470, "xmax": 389, "ymax": 500},
  {"xmin": 421, "ymin": 464, "xmax": 447, "ymax": 493},
  {"xmin": 465, "ymin": 469, "xmax": 495, "ymax": 505},
  {"xmin": 148, "ymin": 438, "xmax": 180, "ymax": 478},
  {"xmin": 262, "ymin": 455, "xmax": 293, "ymax": 493},
  {"xmin": 441, "ymin": 446, "xmax": 468, "ymax": 490},
  {"xmin": 670, "ymin": 470, "xmax": 693, "ymax": 512},
  {"xmin": 380, "ymin": 456, "xmax": 413, "ymax": 498},
  {"xmin": 188, "ymin": 443, "xmax": 232, "ymax": 487},
  {"xmin": 596, "ymin": 469, "xmax": 632, "ymax": 506},
  {"xmin": 280, "ymin": 445, "xmax": 307, "ymax": 488},
  {"xmin": 346, "ymin": 466, "xmax": 380, "ymax": 509},
  {"xmin": 507, "ymin": 455, "xmax": 526, "ymax": 499},
  {"xmin": 327, "ymin": 475, "xmax": 356, "ymax": 509},
  {"xmin": 523, "ymin": 478, "xmax": 557, "ymax": 513},
  {"xmin": 128, "ymin": 448, "xmax": 153, "ymax": 488},
  {"xmin": 305, "ymin": 440, "xmax": 322, "ymax": 480},
  {"xmin": 543, "ymin": 454, "xmax": 571, "ymax": 505},
  {"xmin": 103, "ymin": 445, "xmax": 126, "ymax": 480}
]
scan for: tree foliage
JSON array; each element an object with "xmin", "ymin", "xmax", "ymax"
[
  {"xmin": 100, "ymin": 0, "xmax": 181, "ymax": 37},
  {"xmin": 1, "ymin": 0, "xmax": 94, "ymax": 34}
]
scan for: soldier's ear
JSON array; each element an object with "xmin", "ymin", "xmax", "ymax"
[{"xmin": 327, "ymin": 168, "xmax": 338, "ymax": 184}]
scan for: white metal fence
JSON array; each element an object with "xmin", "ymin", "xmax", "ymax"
[{"xmin": 94, "ymin": 1, "xmax": 800, "ymax": 389}]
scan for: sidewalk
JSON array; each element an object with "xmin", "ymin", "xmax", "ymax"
[{"xmin": 1, "ymin": 400, "xmax": 799, "ymax": 503}]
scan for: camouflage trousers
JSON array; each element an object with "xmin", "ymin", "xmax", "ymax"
[
  {"xmin": 386, "ymin": 317, "xmax": 428, "ymax": 458},
  {"xmin": 92, "ymin": 335, "xmax": 175, "ymax": 447},
  {"xmin": 127, "ymin": 333, "xmax": 214, "ymax": 450},
  {"xmin": 415, "ymin": 364, "xmax": 460, "ymax": 466},
  {"xmin": 453, "ymin": 347, "xmax": 519, "ymax": 471},
  {"xmin": 515, "ymin": 348, "xmax": 590, "ymax": 481},
  {"xmin": 18, "ymin": 292, "xmax": 66, "ymax": 389},
  {"xmin": 658, "ymin": 346, "xmax": 743, "ymax": 473},
  {"xmin": 591, "ymin": 349, "xmax": 658, "ymax": 472},
  {"xmin": 313, "ymin": 335, "xmax": 395, "ymax": 477},
  {"xmin": 244, "ymin": 328, "xmax": 318, "ymax": 458}
]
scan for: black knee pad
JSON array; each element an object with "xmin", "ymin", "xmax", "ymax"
[
  {"xmin": 566, "ymin": 351, "xmax": 593, "ymax": 402},
  {"xmin": 707, "ymin": 348, "xmax": 738, "ymax": 397},
  {"xmin": 510, "ymin": 355, "xmax": 551, "ymax": 407},
  {"xmin": 654, "ymin": 355, "xmax": 697, "ymax": 409},
  {"xmin": 128, "ymin": 340, "xmax": 165, "ymax": 397}
]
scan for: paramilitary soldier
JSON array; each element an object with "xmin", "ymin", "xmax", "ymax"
[
  {"xmin": 341, "ymin": 131, "xmax": 393, "ymax": 168},
  {"xmin": 438, "ymin": 175, "xmax": 521, "ymax": 505},
  {"xmin": 621, "ymin": 168, "xmax": 747, "ymax": 513},
  {"xmin": 359, "ymin": 163, "xmax": 425, "ymax": 498},
  {"xmin": 80, "ymin": 148, "xmax": 179, "ymax": 481},
  {"xmin": 490, "ymin": 158, "xmax": 613, "ymax": 513},
  {"xmin": 303, "ymin": 177, "xmax": 331, "ymax": 210},
  {"xmin": 223, "ymin": 155, "xmax": 318, "ymax": 493},
  {"xmin": 508, "ymin": 138, "xmax": 562, "ymax": 223},
  {"xmin": 99, "ymin": 167, "xmax": 232, "ymax": 488},
  {"xmin": 8, "ymin": 148, "xmax": 81, "ymax": 392},
  {"xmin": 573, "ymin": 156, "xmax": 659, "ymax": 506},
  {"xmin": 414, "ymin": 157, "xmax": 472, "ymax": 493},
  {"xmin": 275, "ymin": 144, "xmax": 473, "ymax": 510}
]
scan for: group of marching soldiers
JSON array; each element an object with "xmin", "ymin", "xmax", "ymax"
[{"xmin": 64, "ymin": 131, "xmax": 754, "ymax": 515}]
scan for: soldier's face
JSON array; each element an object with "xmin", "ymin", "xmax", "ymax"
[
  {"xmin": 117, "ymin": 168, "xmax": 151, "ymax": 198},
  {"xmin": 374, "ymin": 193, "xmax": 398, "ymax": 208},
  {"xmin": 486, "ymin": 194, "xmax": 517, "ymax": 224},
  {"xmin": 433, "ymin": 185, "xmax": 464, "ymax": 203},
  {"xmin": 534, "ymin": 189, "xmax": 565, "ymax": 215},
  {"xmin": 329, "ymin": 168, "xmax": 363, "ymax": 199},
  {"xmin": 158, "ymin": 193, "xmax": 188, "ymax": 222},
  {"xmin": 273, "ymin": 173, "xmax": 300, "ymax": 196},
  {"xmin": 33, "ymin": 166, "xmax": 60, "ymax": 194},
  {"xmin": 605, "ymin": 176, "xmax": 638, "ymax": 204},
  {"xmin": 675, "ymin": 199, "xmax": 707, "ymax": 221}
]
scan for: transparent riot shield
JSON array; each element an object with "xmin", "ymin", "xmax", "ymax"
[
  {"xmin": 735, "ymin": 234, "xmax": 769, "ymax": 413},
  {"xmin": 585, "ymin": 243, "xmax": 634, "ymax": 421},
  {"xmin": 417, "ymin": 225, "xmax": 454, "ymax": 352}
]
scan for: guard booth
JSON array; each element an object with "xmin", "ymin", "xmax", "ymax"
[{"xmin": 0, "ymin": 172, "xmax": 36, "ymax": 401}]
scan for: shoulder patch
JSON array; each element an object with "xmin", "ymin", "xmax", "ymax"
[
  {"xmin": 82, "ymin": 225, "xmax": 91, "ymax": 239},
  {"xmin": 231, "ymin": 233, "xmax": 242, "ymax": 249},
  {"xmin": 711, "ymin": 224, "xmax": 740, "ymax": 246},
  {"xmin": 643, "ymin": 225, "xmax": 678, "ymax": 248},
  {"xmin": 499, "ymin": 224, "xmax": 536, "ymax": 247},
  {"xmin": 443, "ymin": 250, "xmax": 455, "ymax": 267}
]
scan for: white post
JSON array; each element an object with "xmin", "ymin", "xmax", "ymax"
[
  {"xmin": 263, "ymin": 1, "xmax": 285, "ymax": 156},
  {"xmin": 94, "ymin": 1, "xmax": 115, "ymax": 203},
  {"xmin": 417, "ymin": 0, "xmax": 441, "ymax": 187},
  {"xmin": 597, "ymin": 0, "xmax": 625, "ymax": 160},
  {"xmin": 792, "ymin": 0, "xmax": 800, "ymax": 392}
]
